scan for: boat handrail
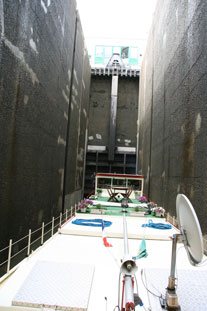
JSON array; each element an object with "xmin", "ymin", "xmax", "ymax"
[{"xmin": 0, "ymin": 203, "xmax": 80, "ymax": 278}]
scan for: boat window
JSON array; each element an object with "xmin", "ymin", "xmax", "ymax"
[
  {"xmin": 112, "ymin": 178, "xmax": 126, "ymax": 187},
  {"xmin": 97, "ymin": 177, "xmax": 112, "ymax": 188},
  {"xmin": 127, "ymin": 179, "xmax": 142, "ymax": 190}
]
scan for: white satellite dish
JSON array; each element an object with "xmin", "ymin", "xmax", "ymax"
[
  {"xmin": 165, "ymin": 194, "xmax": 204, "ymax": 310},
  {"xmin": 176, "ymin": 194, "xmax": 203, "ymax": 265}
]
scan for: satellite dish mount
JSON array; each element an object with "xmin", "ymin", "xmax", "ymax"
[{"xmin": 165, "ymin": 194, "xmax": 203, "ymax": 310}]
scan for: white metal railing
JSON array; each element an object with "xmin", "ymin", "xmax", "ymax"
[{"xmin": 0, "ymin": 203, "xmax": 81, "ymax": 277}]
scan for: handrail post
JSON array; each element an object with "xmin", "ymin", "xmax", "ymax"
[
  {"xmin": 75, "ymin": 203, "xmax": 77, "ymax": 214},
  {"xmin": 41, "ymin": 222, "xmax": 44, "ymax": 245},
  {"xmin": 7, "ymin": 239, "xmax": 12, "ymax": 273},
  {"xmin": 59, "ymin": 212, "xmax": 62, "ymax": 227},
  {"xmin": 71, "ymin": 206, "xmax": 73, "ymax": 217},
  {"xmin": 51, "ymin": 217, "xmax": 54, "ymax": 237},
  {"xmin": 27, "ymin": 229, "xmax": 31, "ymax": 257},
  {"xmin": 66, "ymin": 209, "xmax": 68, "ymax": 220}
]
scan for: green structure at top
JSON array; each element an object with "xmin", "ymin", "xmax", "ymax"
[{"xmin": 94, "ymin": 45, "xmax": 139, "ymax": 66}]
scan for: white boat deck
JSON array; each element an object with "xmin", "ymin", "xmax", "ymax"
[
  {"xmin": 0, "ymin": 213, "xmax": 207, "ymax": 311},
  {"xmin": 60, "ymin": 213, "xmax": 179, "ymax": 240}
]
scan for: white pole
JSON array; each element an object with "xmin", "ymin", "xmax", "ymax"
[
  {"xmin": 27, "ymin": 229, "xmax": 31, "ymax": 256},
  {"xmin": 66, "ymin": 209, "xmax": 68, "ymax": 220},
  {"xmin": 59, "ymin": 212, "xmax": 62, "ymax": 227},
  {"xmin": 41, "ymin": 222, "xmax": 44, "ymax": 245},
  {"xmin": 51, "ymin": 217, "xmax": 54, "ymax": 236},
  {"xmin": 7, "ymin": 239, "xmax": 12, "ymax": 273}
]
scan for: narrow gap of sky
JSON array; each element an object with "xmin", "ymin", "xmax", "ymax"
[{"xmin": 77, "ymin": 0, "xmax": 157, "ymax": 52}]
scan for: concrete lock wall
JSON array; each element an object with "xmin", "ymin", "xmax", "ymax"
[
  {"xmin": 64, "ymin": 13, "xmax": 91, "ymax": 207},
  {"xmin": 0, "ymin": 0, "xmax": 90, "ymax": 251},
  {"xmin": 138, "ymin": 0, "xmax": 207, "ymax": 237}
]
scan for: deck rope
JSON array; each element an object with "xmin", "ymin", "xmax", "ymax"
[
  {"xmin": 72, "ymin": 218, "xmax": 112, "ymax": 227},
  {"xmin": 141, "ymin": 219, "xmax": 172, "ymax": 230}
]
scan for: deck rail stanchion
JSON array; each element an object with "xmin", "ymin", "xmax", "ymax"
[
  {"xmin": 59, "ymin": 212, "xmax": 62, "ymax": 227},
  {"xmin": 75, "ymin": 203, "xmax": 77, "ymax": 214},
  {"xmin": 7, "ymin": 239, "xmax": 12, "ymax": 273},
  {"xmin": 41, "ymin": 222, "xmax": 44, "ymax": 245},
  {"xmin": 120, "ymin": 198, "xmax": 137, "ymax": 311},
  {"xmin": 27, "ymin": 229, "xmax": 31, "ymax": 257},
  {"xmin": 51, "ymin": 217, "xmax": 54, "ymax": 237},
  {"xmin": 66, "ymin": 209, "xmax": 68, "ymax": 221},
  {"xmin": 71, "ymin": 206, "xmax": 73, "ymax": 218}
]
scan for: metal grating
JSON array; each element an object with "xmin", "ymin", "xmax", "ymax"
[
  {"xmin": 144, "ymin": 268, "xmax": 207, "ymax": 311},
  {"xmin": 12, "ymin": 260, "xmax": 95, "ymax": 310}
]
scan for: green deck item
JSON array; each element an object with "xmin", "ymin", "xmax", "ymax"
[{"xmin": 132, "ymin": 239, "xmax": 148, "ymax": 260}]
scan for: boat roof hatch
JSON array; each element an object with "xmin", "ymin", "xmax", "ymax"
[{"xmin": 12, "ymin": 260, "xmax": 94, "ymax": 310}]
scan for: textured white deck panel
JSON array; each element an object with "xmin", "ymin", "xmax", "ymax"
[
  {"xmin": 60, "ymin": 214, "xmax": 179, "ymax": 240},
  {"xmin": 12, "ymin": 260, "xmax": 94, "ymax": 310},
  {"xmin": 145, "ymin": 268, "xmax": 207, "ymax": 311}
]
